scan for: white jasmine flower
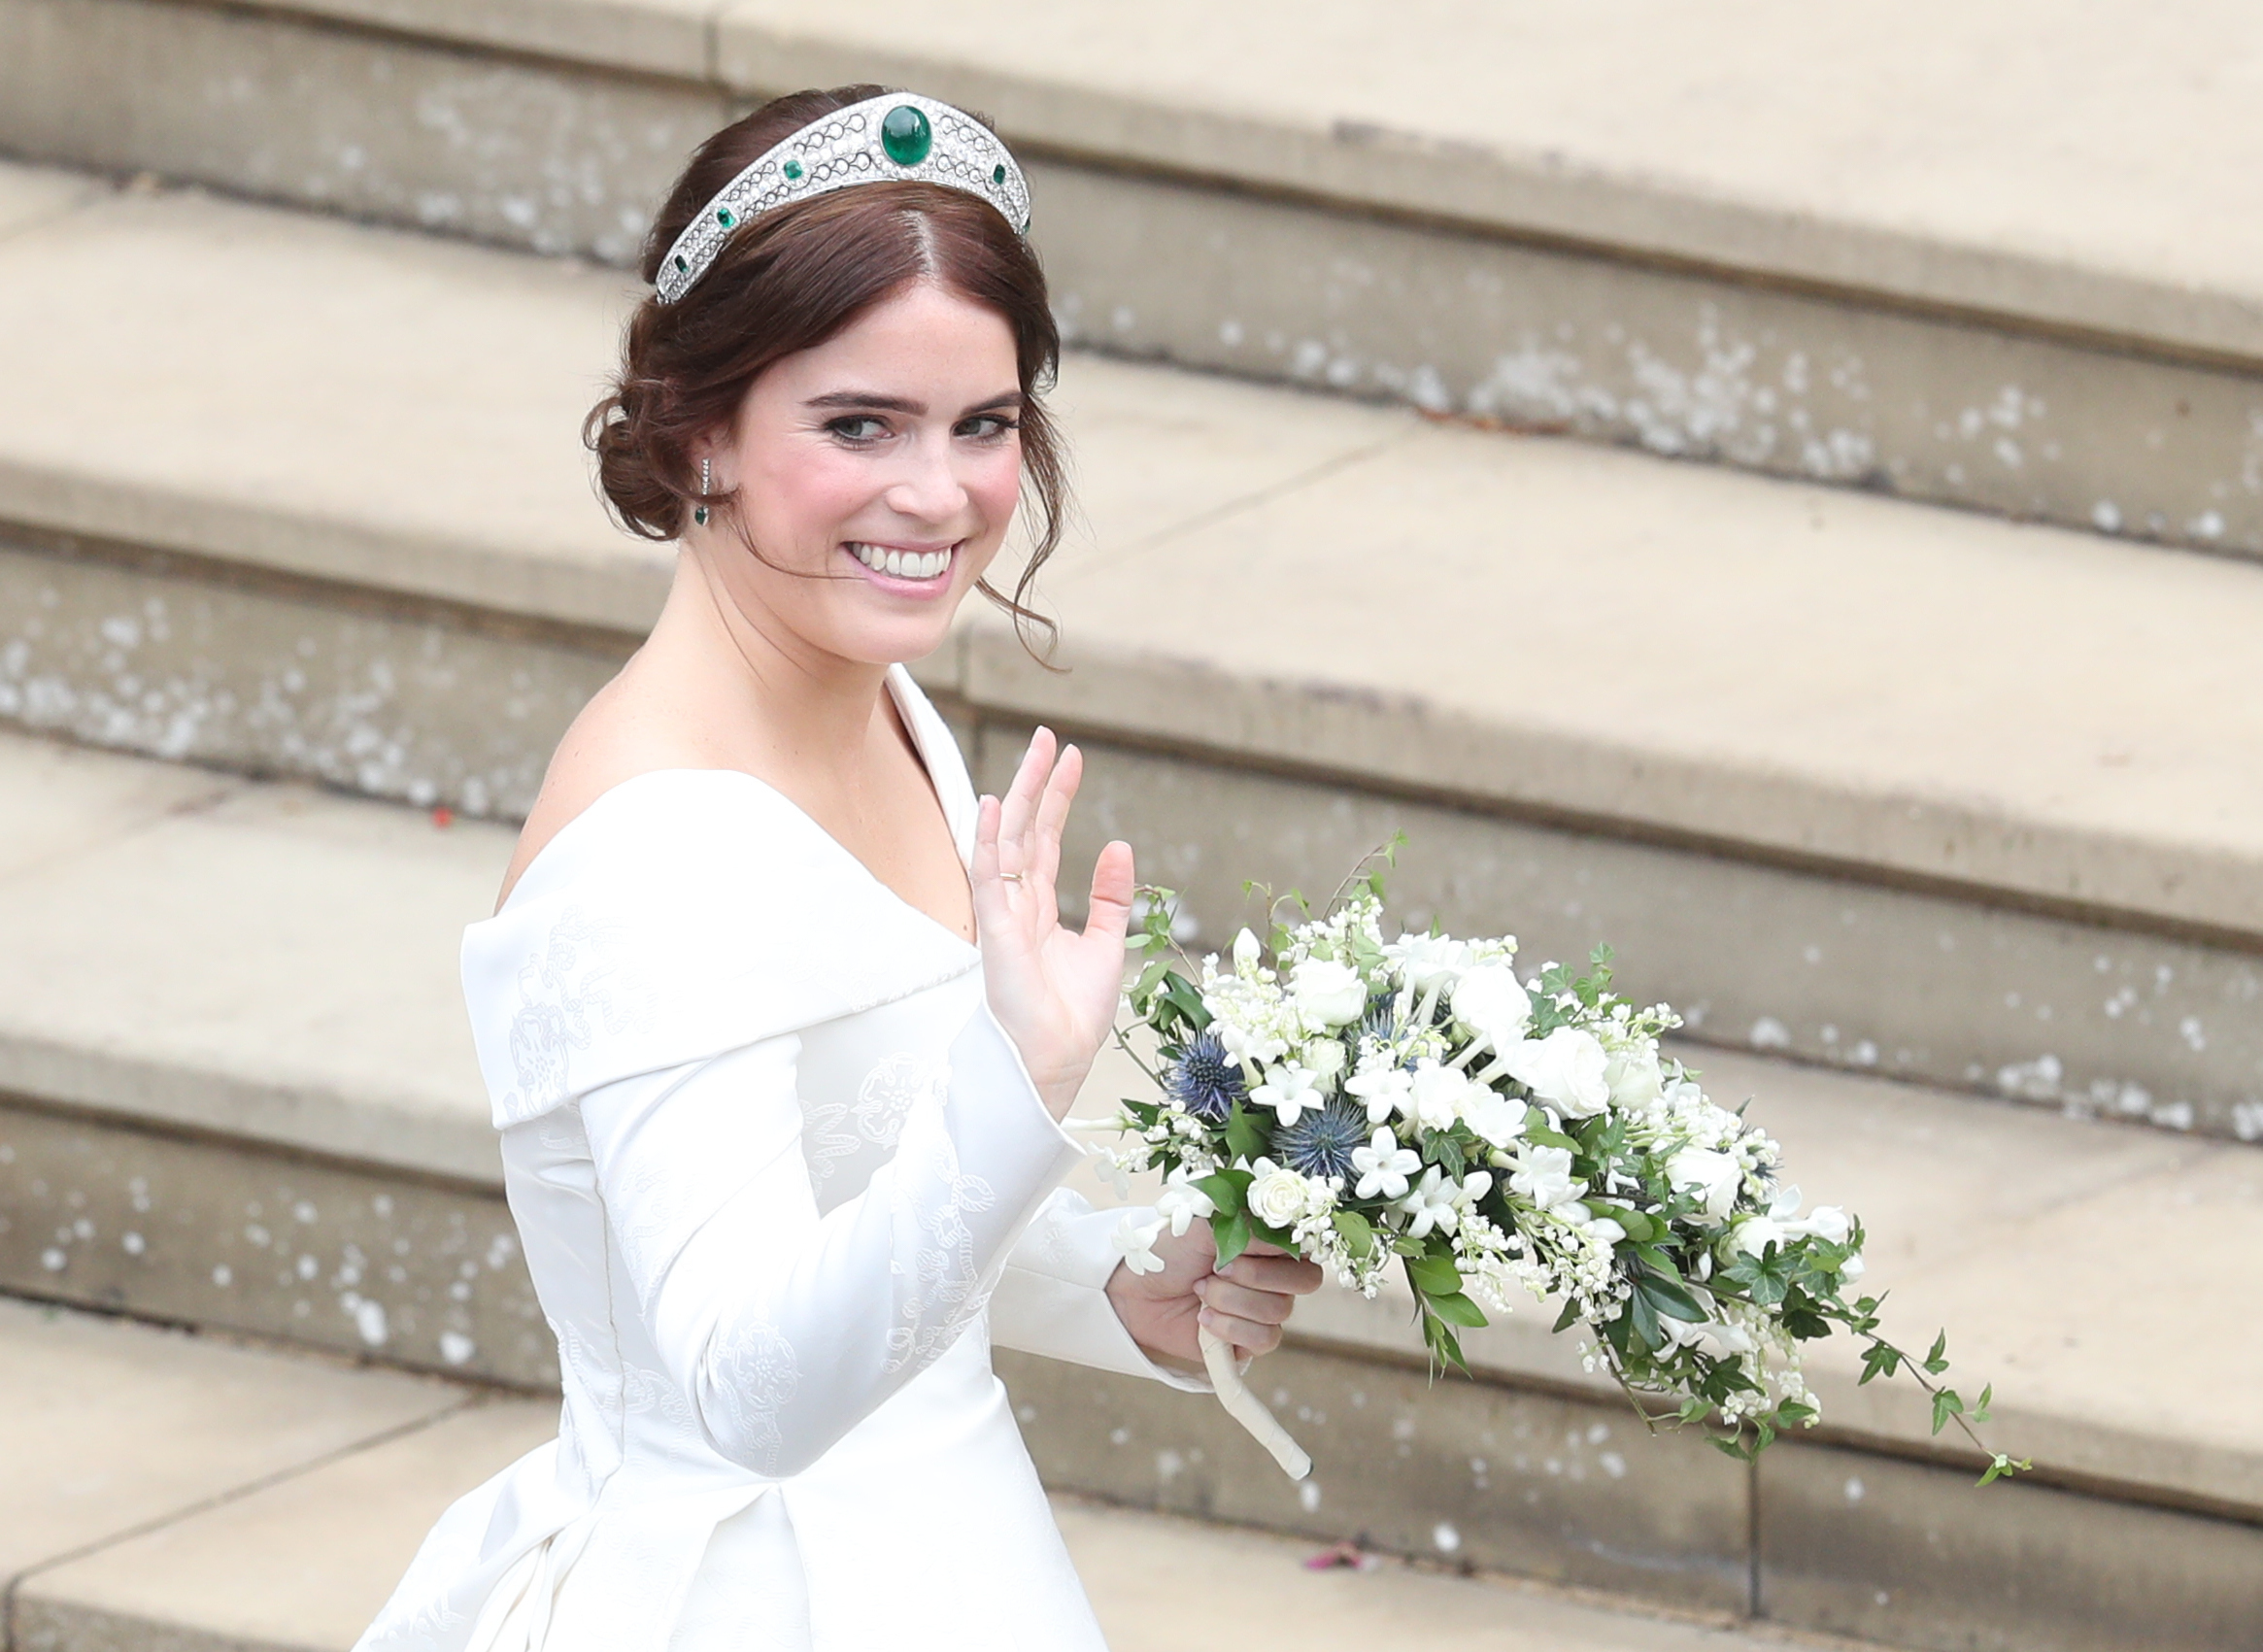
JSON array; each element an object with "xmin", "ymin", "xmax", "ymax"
[
  {"xmin": 1502, "ymin": 1028, "xmax": 1611, "ymax": 1117},
  {"xmin": 1666, "ymin": 1145, "xmax": 1742, "ymax": 1221},
  {"xmin": 1604, "ymin": 1043, "xmax": 1665, "ymax": 1110},
  {"xmin": 1397, "ymin": 1165, "xmax": 1465, "ymax": 1237},
  {"xmin": 1660, "ymin": 1314, "xmax": 1757, "ymax": 1361},
  {"xmin": 1344, "ymin": 1060, "xmax": 1413, "ymax": 1125},
  {"xmin": 1111, "ymin": 1212, "xmax": 1167, "ymax": 1275},
  {"xmin": 1461, "ymin": 1089, "xmax": 1528, "ymax": 1149},
  {"xmin": 1207, "ymin": 1013, "xmax": 1289, "ymax": 1070},
  {"xmin": 1155, "ymin": 1168, "xmax": 1216, "ymax": 1237},
  {"xmin": 1092, "ymin": 1148, "xmax": 1132, "ymax": 1199},
  {"xmin": 1452, "ymin": 964, "xmax": 1532, "ymax": 1049},
  {"xmin": 1247, "ymin": 1158, "xmax": 1313, "ymax": 1228},
  {"xmin": 1290, "ymin": 958, "xmax": 1368, "ymax": 1028},
  {"xmin": 1250, "ymin": 1063, "xmax": 1326, "ymax": 1126},
  {"xmin": 1351, "ymin": 1128, "xmax": 1422, "ymax": 1200},
  {"xmin": 1406, "ymin": 1060, "xmax": 1477, "ymax": 1131},
  {"xmin": 1507, "ymin": 1144, "xmax": 1582, "ymax": 1209}
]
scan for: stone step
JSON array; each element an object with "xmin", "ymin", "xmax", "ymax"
[
  {"xmin": 0, "ymin": 727, "xmax": 2257, "ymax": 1651},
  {"xmin": 2, "ymin": 0, "xmax": 2260, "ymax": 553},
  {"xmin": 4, "ymin": 1298, "xmax": 1845, "ymax": 1652},
  {"xmin": 2, "ymin": 159, "xmax": 2261, "ymax": 1140}
]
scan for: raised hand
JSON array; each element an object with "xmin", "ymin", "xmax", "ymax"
[{"xmin": 970, "ymin": 727, "xmax": 1133, "ymax": 1119}]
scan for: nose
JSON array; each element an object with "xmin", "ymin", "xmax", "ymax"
[{"xmin": 883, "ymin": 428, "xmax": 972, "ymax": 527}]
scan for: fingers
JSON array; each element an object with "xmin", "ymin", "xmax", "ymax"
[
  {"xmin": 1218, "ymin": 1251, "xmax": 1326, "ymax": 1296},
  {"xmin": 1030, "ymin": 742, "xmax": 1082, "ymax": 916},
  {"xmin": 1198, "ymin": 1303, "xmax": 1285, "ymax": 1357},
  {"xmin": 1195, "ymin": 1274, "xmax": 1295, "ymax": 1327},
  {"xmin": 996, "ymin": 727, "xmax": 1056, "ymax": 872},
  {"xmin": 1084, "ymin": 838, "xmax": 1135, "ymax": 946}
]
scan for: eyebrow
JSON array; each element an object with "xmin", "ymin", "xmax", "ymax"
[{"xmin": 803, "ymin": 389, "xmax": 1024, "ymax": 417}]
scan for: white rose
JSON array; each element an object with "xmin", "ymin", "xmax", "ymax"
[
  {"xmin": 1604, "ymin": 1045, "xmax": 1665, "ymax": 1110},
  {"xmin": 1462, "ymin": 1088, "xmax": 1528, "ymax": 1149},
  {"xmin": 1300, "ymin": 1038, "xmax": 1348, "ymax": 1081},
  {"xmin": 1291, "ymin": 958, "xmax": 1368, "ymax": 1028},
  {"xmin": 1452, "ymin": 965, "xmax": 1531, "ymax": 1049},
  {"xmin": 1666, "ymin": 1146, "xmax": 1742, "ymax": 1221},
  {"xmin": 1503, "ymin": 1028, "xmax": 1610, "ymax": 1117},
  {"xmin": 1247, "ymin": 1159, "xmax": 1311, "ymax": 1229}
]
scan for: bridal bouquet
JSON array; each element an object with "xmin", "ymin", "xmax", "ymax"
[{"xmin": 1094, "ymin": 854, "xmax": 2023, "ymax": 1485}]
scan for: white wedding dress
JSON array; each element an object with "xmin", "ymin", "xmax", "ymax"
[{"xmin": 356, "ymin": 667, "xmax": 1200, "ymax": 1651}]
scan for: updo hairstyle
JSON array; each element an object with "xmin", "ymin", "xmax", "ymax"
[{"xmin": 585, "ymin": 86, "xmax": 1066, "ymax": 648}]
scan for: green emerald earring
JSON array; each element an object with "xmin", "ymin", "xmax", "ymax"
[{"xmin": 694, "ymin": 457, "xmax": 711, "ymax": 527}]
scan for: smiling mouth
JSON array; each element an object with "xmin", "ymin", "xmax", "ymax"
[{"xmin": 847, "ymin": 541, "xmax": 956, "ymax": 581}]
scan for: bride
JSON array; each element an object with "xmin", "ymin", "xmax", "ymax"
[{"xmin": 356, "ymin": 85, "xmax": 1321, "ymax": 1650}]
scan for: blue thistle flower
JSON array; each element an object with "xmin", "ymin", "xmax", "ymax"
[
  {"xmin": 1165, "ymin": 1029, "xmax": 1243, "ymax": 1124},
  {"xmin": 1273, "ymin": 1096, "xmax": 1367, "ymax": 1183}
]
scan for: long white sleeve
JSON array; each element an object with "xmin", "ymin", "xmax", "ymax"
[
  {"xmin": 579, "ymin": 1002, "xmax": 1082, "ymax": 1479},
  {"xmin": 992, "ymin": 1191, "xmax": 1213, "ymax": 1392}
]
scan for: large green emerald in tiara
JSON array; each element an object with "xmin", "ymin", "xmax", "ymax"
[
  {"xmin": 782, "ymin": 158, "xmax": 803, "ymax": 182},
  {"xmin": 880, "ymin": 105, "xmax": 931, "ymax": 167}
]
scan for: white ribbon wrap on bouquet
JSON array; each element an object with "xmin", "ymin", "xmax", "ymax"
[{"xmin": 1199, "ymin": 1327, "xmax": 1311, "ymax": 1480}]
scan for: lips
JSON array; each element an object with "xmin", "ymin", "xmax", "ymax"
[{"xmin": 847, "ymin": 541, "xmax": 954, "ymax": 580}]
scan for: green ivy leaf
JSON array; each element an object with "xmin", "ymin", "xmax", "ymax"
[
  {"xmin": 1930, "ymin": 1388, "xmax": 1965, "ymax": 1436},
  {"xmin": 1923, "ymin": 1331, "xmax": 1950, "ymax": 1376},
  {"xmin": 1224, "ymin": 1102, "xmax": 1267, "ymax": 1164},
  {"xmin": 1211, "ymin": 1208, "xmax": 1252, "ymax": 1269},
  {"xmin": 1332, "ymin": 1209, "xmax": 1376, "ymax": 1260}
]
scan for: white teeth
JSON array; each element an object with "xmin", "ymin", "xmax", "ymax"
[{"xmin": 850, "ymin": 543, "xmax": 952, "ymax": 579}]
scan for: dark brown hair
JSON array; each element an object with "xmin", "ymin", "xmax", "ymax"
[{"xmin": 585, "ymin": 86, "xmax": 1065, "ymax": 652}]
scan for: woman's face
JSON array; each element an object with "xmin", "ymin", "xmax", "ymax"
[{"xmin": 703, "ymin": 279, "xmax": 1026, "ymax": 671}]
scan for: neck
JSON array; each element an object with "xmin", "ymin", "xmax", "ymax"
[{"xmin": 643, "ymin": 541, "xmax": 895, "ymax": 780}]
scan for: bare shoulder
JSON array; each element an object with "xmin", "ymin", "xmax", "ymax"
[{"xmin": 494, "ymin": 665, "xmax": 725, "ymax": 911}]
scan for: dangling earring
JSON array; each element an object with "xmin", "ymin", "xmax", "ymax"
[{"xmin": 694, "ymin": 457, "xmax": 711, "ymax": 527}]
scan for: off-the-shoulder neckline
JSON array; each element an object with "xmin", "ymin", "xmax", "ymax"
[{"xmin": 490, "ymin": 667, "xmax": 977, "ymax": 953}]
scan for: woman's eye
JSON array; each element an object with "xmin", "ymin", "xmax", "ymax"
[
  {"xmin": 827, "ymin": 416, "xmax": 890, "ymax": 443},
  {"xmin": 958, "ymin": 415, "xmax": 1020, "ymax": 441}
]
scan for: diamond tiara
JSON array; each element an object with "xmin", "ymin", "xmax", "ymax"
[{"xmin": 654, "ymin": 93, "xmax": 1032, "ymax": 305}]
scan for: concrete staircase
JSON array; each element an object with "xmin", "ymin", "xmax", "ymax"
[{"xmin": 1, "ymin": 5, "xmax": 2260, "ymax": 1649}]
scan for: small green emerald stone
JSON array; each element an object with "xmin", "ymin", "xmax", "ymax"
[
  {"xmin": 880, "ymin": 104, "xmax": 931, "ymax": 166},
  {"xmin": 673, "ymin": 253, "xmax": 689, "ymax": 272},
  {"xmin": 782, "ymin": 158, "xmax": 803, "ymax": 182},
  {"xmin": 992, "ymin": 163, "xmax": 1006, "ymax": 185},
  {"xmin": 716, "ymin": 207, "xmax": 735, "ymax": 228}
]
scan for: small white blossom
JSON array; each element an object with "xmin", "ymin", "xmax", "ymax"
[
  {"xmin": 1156, "ymin": 1168, "xmax": 1216, "ymax": 1237},
  {"xmin": 1250, "ymin": 1063, "xmax": 1326, "ymax": 1126},
  {"xmin": 1386, "ymin": 932, "xmax": 1474, "ymax": 990},
  {"xmin": 1507, "ymin": 1143, "xmax": 1582, "ymax": 1210},
  {"xmin": 1666, "ymin": 1145, "xmax": 1742, "ymax": 1220},
  {"xmin": 1344, "ymin": 1059, "xmax": 1413, "ymax": 1124},
  {"xmin": 1405, "ymin": 1060, "xmax": 1477, "ymax": 1131},
  {"xmin": 1111, "ymin": 1212, "xmax": 1167, "ymax": 1275},
  {"xmin": 1462, "ymin": 1088, "xmax": 1528, "ymax": 1148},
  {"xmin": 1351, "ymin": 1128, "xmax": 1422, "ymax": 1200}
]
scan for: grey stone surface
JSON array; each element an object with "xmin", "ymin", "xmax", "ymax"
[
  {"xmin": 1029, "ymin": 156, "xmax": 2263, "ymax": 559},
  {"xmin": 0, "ymin": 0, "xmax": 726, "ymax": 265},
  {"xmin": 0, "ymin": 733, "xmax": 507, "ymax": 1181},
  {"xmin": 0, "ymin": 1295, "xmax": 461, "ymax": 1579},
  {"xmin": 998, "ymin": 1341, "xmax": 1754, "ymax": 1616},
  {"xmin": 1756, "ymin": 1440, "xmax": 2263, "ymax": 1652},
  {"xmin": 0, "ymin": 1099, "xmax": 554, "ymax": 1386},
  {"xmin": 17, "ymin": 1399, "xmax": 557, "ymax": 1652},
  {"xmin": 5, "ymin": 3, "xmax": 2263, "ymax": 547},
  {"xmin": 0, "ymin": 530, "xmax": 629, "ymax": 820}
]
